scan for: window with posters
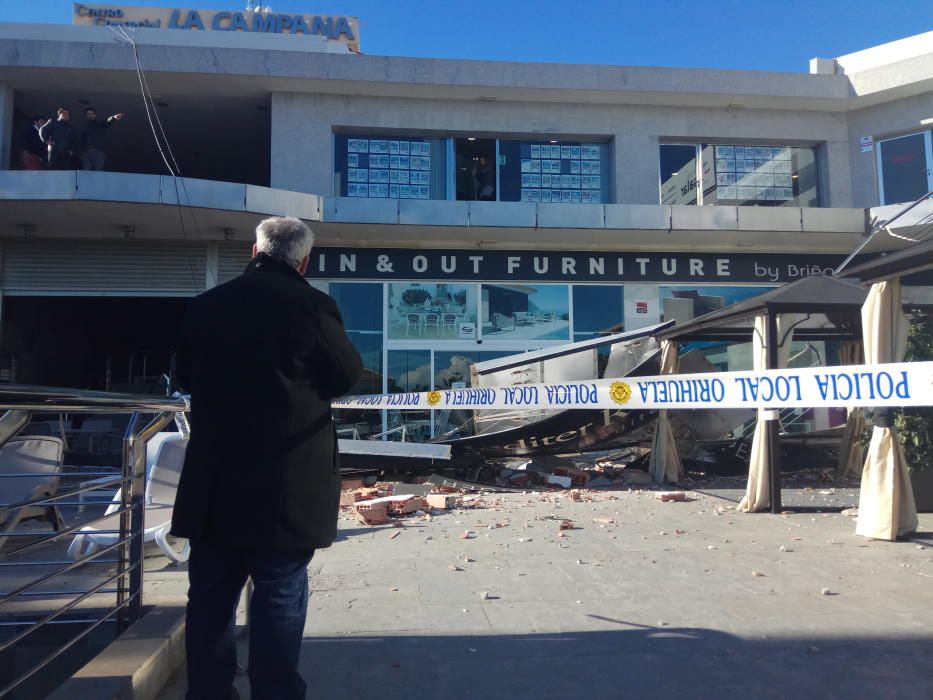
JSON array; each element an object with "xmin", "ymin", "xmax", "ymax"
[
  {"xmin": 335, "ymin": 133, "xmax": 611, "ymax": 204},
  {"xmin": 498, "ymin": 140, "xmax": 611, "ymax": 204},
  {"xmin": 659, "ymin": 143, "xmax": 820, "ymax": 207},
  {"xmin": 333, "ymin": 134, "xmax": 447, "ymax": 200}
]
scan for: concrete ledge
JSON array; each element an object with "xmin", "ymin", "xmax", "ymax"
[
  {"xmin": 161, "ymin": 176, "xmax": 246, "ymax": 211},
  {"xmin": 0, "ymin": 170, "xmax": 77, "ymax": 199},
  {"xmin": 77, "ymin": 171, "xmax": 162, "ymax": 205},
  {"xmin": 536, "ymin": 202, "xmax": 604, "ymax": 228},
  {"xmin": 47, "ymin": 605, "xmax": 186, "ymax": 700},
  {"xmin": 671, "ymin": 205, "xmax": 738, "ymax": 230},
  {"xmin": 737, "ymin": 206, "xmax": 802, "ymax": 232},
  {"xmin": 246, "ymin": 184, "xmax": 321, "ymax": 221}
]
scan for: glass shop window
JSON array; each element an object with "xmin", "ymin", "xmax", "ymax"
[
  {"xmin": 329, "ymin": 282, "xmax": 383, "ymax": 332},
  {"xmin": 572, "ymin": 285, "xmax": 625, "ymax": 341},
  {"xmin": 481, "ymin": 284, "xmax": 571, "ymax": 341},
  {"xmin": 328, "ymin": 282, "xmax": 384, "ymax": 438}
]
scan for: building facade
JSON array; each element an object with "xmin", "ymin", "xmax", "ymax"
[{"xmin": 0, "ymin": 17, "xmax": 930, "ymax": 439}]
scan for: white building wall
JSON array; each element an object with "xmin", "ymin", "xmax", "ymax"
[
  {"xmin": 845, "ymin": 92, "xmax": 933, "ymax": 208},
  {"xmin": 271, "ymin": 92, "xmax": 853, "ymax": 206}
]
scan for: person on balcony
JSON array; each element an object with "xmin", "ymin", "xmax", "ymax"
[
  {"xmin": 39, "ymin": 107, "xmax": 76, "ymax": 170},
  {"xmin": 472, "ymin": 154, "xmax": 495, "ymax": 200},
  {"xmin": 20, "ymin": 115, "xmax": 47, "ymax": 170},
  {"xmin": 172, "ymin": 216, "xmax": 362, "ymax": 700},
  {"xmin": 80, "ymin": 107, "xmax": 123, "ymax": 171}
]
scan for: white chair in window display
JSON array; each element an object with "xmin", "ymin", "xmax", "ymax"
[
  {"xmin": 405, "ymin": 313, "xmax": 422, "ymax": 336},
  {"xmin": 424, "ymin": 313, "xmax": 440, "ymax": 336},
  {"xmin": 442, "ymin": 313, "xmax": 457, "ymax": 336},
  {"xmin": 491, "ymin": 313, "xmax": 515, "ymax": 332},
  {"xmin": 514, "ymin": 311, "xmax": 534, "ymax": 326}
]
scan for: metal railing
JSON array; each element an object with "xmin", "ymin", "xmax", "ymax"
[
  {"xmin": 0, "ymin": 385, "xmax": 188, "ymax": 698},
  {"xmin": 835, "ymin": 188, "xmax": 933, "ymax": 275}
]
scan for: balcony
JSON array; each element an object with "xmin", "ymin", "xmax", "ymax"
[{"xmin": 0, "ymin": 170, "xmax": 871, "ymax": 253}]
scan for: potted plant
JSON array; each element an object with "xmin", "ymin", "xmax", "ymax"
[
  {"xmin": 401, "ymin": 288, "xmax": 431, "ymax": 307},
  {"xmin": 898, "ymin": 313, "xmax": 933, "ymax": 511}
]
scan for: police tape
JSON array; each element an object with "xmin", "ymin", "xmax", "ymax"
[{"xmin": 332, "ymin": 361, "xmax": 933, "ymax": 411}]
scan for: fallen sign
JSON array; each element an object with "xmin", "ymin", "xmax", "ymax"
[{"xmin": 333, "ymin": 362, "xmax": 933, "ymax": 411}]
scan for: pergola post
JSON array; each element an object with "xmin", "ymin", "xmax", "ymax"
[{"xmin": 766, "ymin": 311, "xmax": 783, "ymax": 514}]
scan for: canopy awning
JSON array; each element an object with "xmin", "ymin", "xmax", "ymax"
[
  {"xmin": 656, "ymin": 275, "xmax": 867, "ymax": 342},
  {"xmin": 842, "ymin": 237, "xmax": 933, "ymax": 285}
]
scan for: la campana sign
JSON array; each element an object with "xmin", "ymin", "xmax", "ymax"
[{"xmin": 73, "ymin": 4, "xmax": 359, "ymax": 51}]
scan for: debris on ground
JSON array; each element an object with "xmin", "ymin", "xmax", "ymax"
[
  {"xmin": 656, "ymin": 491, "xmax": 689, "ymax": 502},
  {"xmin": 426, "ymin": 494, "xmax": 455, "ymax": 510}
]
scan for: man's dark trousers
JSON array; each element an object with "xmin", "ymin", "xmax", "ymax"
[{"xmin": 185, "ymin": 542, "xmax": 315, "ymax": 700}]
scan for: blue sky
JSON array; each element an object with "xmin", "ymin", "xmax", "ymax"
[{"xmin": 9, "ymin": 0, "xmax": 932, "ymax": 71}]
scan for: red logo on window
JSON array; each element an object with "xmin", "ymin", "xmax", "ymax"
[{"xmin": 891, "ymin": 153, "xmax": 916, "ymax": 164}]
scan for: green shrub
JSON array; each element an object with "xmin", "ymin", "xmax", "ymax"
[{"xmin": 896, "ymin": 315, "xmax": 933, "ymax": 471}]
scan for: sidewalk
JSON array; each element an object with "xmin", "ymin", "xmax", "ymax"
[{"xmin": 157, "ymin": 485, "xmax": 933, "ymax": 699}]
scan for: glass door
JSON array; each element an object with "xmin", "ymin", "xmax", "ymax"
[{"xmin": 877, "ymin": 131, "xmax": 933, "ymax": 205}]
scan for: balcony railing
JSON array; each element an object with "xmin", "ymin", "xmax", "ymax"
[{"xmin": 0, "ymin": 385, "xmax": 188, "ymax": 698}]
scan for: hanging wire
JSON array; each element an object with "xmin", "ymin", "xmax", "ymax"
[{"xmin": 109, "ymin": 26, "xmax": 219, "ymax": 291}]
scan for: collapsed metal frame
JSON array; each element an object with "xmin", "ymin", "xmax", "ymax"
[{"xmin": 0, "ymin": 386, "xmax": 188, "ymax": 698}]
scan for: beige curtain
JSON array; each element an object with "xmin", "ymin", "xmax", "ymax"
[
  {"xmin": 739, "ymin": 313, "xmax": 801, "ymax": 512},
  {"xmin": 835, "ymin": 341, "xmax": 867, "ymax": 480},
  {"xmin": 855, "ymin": 280, "xmax": 918, "ymax": 540},
  {"xmin": 649, "ymin": 340, "xmax": 684, "ymax": 484}
]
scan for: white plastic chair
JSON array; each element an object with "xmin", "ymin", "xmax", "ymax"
[
  {"xmin": 0, "ymin": 436, "xmax": 65, "ymax": 552},
  {"xmin": 67, "ymin": 432, "xmax": 190, "ymax": 564}
]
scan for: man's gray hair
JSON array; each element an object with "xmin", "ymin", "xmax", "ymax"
[{"xmin": 255, "ymin": 216, "xmax": 314, "ymax": 268}]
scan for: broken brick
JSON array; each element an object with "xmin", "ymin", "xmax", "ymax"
[
  {"xmin": 355, "ymin": 501, "xmax": 389, "ymax": 525},
  {"xmin": 340, "ymin": 490, "xmax": 362, "ymax": 507},
  {"xmin": 552, "ymin": 466, "xmax": 591, "ymax": 487},
  {"xmin": 426, "ymin": 494, "xmax": 455, "ymax": 510},
  {"xmin": 656, "ymin": 491, "xmax": 688, "ymax": 502}
]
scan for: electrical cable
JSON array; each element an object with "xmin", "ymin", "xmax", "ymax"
[{"xmin": 110, "ymin": 26, "xmax": 217, "ymax": 291}]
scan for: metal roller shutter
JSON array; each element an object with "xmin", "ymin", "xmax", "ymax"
[
  {"xmin": 217, "ymin": 242, "xmax": 252, "ymax": 284},
  {"xmin": 1, "ymin": 239, "xmax": 207, "ymax": 295}
]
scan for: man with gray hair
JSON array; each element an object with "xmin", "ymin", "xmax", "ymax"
[{"xmin": 173, "ymin": 215, "xmax": 362, "ymax": 700}]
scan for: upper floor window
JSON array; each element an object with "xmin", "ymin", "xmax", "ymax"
[
  {"xmin": 335, "ymin": 132, "xmax": 611, "ymax": 204},
  {"xmin": 877, "ymin": 130, "xmax": 932, "ymax": 205},
  {"xmin": 334, "ymin": 134, "xmax": 447, "ymax": 200},
  {"xmin": 499, "ymin": 140, "xmax": 610, "ymax": 204},
  {"xmin": 659, "ymin": 143, "xmax": 820, "ymax": 207}
]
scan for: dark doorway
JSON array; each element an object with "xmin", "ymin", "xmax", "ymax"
[
  {"xmin": 1, "ymin": 296, "xmax": 189, "ymax": 392},
  {"xmin": 455, "ymin": 138, "xmax": 497, "ymax": 201}
]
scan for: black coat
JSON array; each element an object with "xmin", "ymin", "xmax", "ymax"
[
  {"xmin": 81, "ymin": 120, "xmax": 113, "ymax": 151},
  {"xmin": 21, "ymin": 124, "xmax": 44, "ymax": 156},
  {"xmin": 171, "ymin": 253, "xmax": 363, "ymax": 550},
  {"xmin": 39, "ymin": 119, "xmax": 75, "ymax": 154}
]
